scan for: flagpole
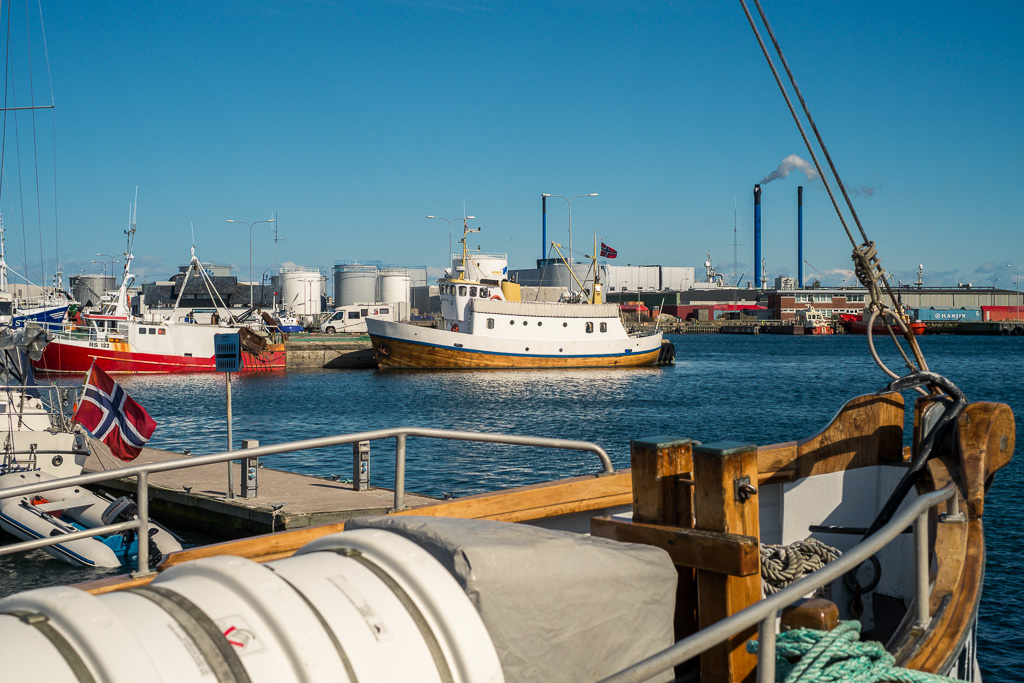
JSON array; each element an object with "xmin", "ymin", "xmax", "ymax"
[{"xmin": 226, "ymin": 371, "xmax": 234, "ymax": 499}]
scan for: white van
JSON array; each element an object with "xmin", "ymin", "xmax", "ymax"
[{"xmin": 322, "ymin": 304, "xmax": 396, "ymax": 334}]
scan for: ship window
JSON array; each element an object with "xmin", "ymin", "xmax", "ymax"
[
  {"xmin": 487, "ymin": 318, "xmax": 494, "ymax": 329},
  {"xmin": 459, "ymin": 286, "xmax": 467, "ymax": 296},
  {"xmin": 348, "ymin": 311, "xmax": 360, "ymax": 319},
  {"xmin": 469, "ymin": 287, "xmax": 478, "ymax": 297},
  {"xmin": 379, "ymin": 308, "xmax": 389, "ymax": 314},
  {"xmin": 361, "ymin": 308, "xmax": 369, "ymax": 315},
  {"xmin": 600, "ymin": 322, "xmax": 607, "ymax": 332},
  {"xmin": 140, "ymin": 328, "xmax": 148, "ymax": 334},
  {"xmin": 586, "ymin": 322, "xmax": 594, "ymax": 333},
  {"xmin": 158, "ymin": 329, "xmax": 166, "ymax": 335},
  {"xmin": 480, "ymin": 288, "xmax": 488, "ymax": 298}
]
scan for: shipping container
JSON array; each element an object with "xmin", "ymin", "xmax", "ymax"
[
  {"xmin": 980, "ymin": 306, "xmax": 1024, "ymax": 322},
  {"xmin": 911, "ymin": 308, "xmax": 982, "ymax": 322}
]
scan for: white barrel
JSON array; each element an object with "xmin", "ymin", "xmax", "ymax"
[
  {"xmin": 280, "ymin": 268, "xmax": 322, "ymax": 315},
  {"xmin": 377, "ymin": 269, "xmax": 411, "ymax": 305},
  {"xmin": 0, "ymin": 529, "xmax": 504, "ymax": 683},
  {"xmin": 333, "ymin": 264, "xmax": 378, "ymax": 306}
]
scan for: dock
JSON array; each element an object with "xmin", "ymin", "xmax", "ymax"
[
  {"xmin": 83, "ymin": 438, "xmax": 439, "ymax": 537},
  {"xmin": 283, "ymin": 334, "xmax": 376, "ymax": 369}
]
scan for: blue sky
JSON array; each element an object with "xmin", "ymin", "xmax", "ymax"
[{"xmin": 2, "ymin": 1, "xmax": 1021, "ymax": 291}]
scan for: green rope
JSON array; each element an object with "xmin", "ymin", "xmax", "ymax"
[{"xmin": 747, "ymin": 621, "xmax": 967, "ymax": 683}]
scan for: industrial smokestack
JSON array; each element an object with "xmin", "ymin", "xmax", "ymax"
[
  {"xmin": 754, "ymin": 184, "xmax": 762, "ymax": 288},
  {"xmin": 798, "ymin": 186, "xmax": 803, "ymax": 288},
  {"xmin": 541, "ymin": 194, "xmax": 548, "ymax": 263}
]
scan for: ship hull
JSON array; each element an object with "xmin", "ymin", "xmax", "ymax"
[
  {"xmin": 32, "ymin": 334, "xmax": 285, "ymax": 374},
  {"xmin": 367, "ymin": 319, "xmax": 663, "ymax": 369}
]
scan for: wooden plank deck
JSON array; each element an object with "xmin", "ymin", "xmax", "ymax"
[{"xmin": 82, "ymin": 438, "xmax": 439, "ymax": 537}]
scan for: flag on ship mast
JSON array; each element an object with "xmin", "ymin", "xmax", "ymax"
[
  {"xmin": 600, "ymin": 242, "xmax": 618, "ymax": 259},
  {"xmin": 73, "ymin": 363, "xmax": 157, "ymax": 462}
]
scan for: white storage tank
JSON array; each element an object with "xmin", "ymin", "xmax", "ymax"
[
  {"xmin": 70, "ymin": 274, "xmax": 114, "ymax": 307},
  {"xmin": 452, "ymin": 253, "xmax": 507, "ymax": 282},
  {"xmin": 378, "ymin": 269, "xmax": 411, "ymax": 305},
  {"xmin": 333, "ymin": 262, "xmax": 378, "ymax": 306},
  {"xmin": 280, "ymin": 267, "xmax": 322, "ymax": 315}
]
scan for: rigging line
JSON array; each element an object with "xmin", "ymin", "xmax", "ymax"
[
  {"xmin": 749, "ymin": 0, "xmax": 920, "ymax": 343},
  {"xmin": 0, "ymin": 0, "xmax": 10, "ymax": 213},
  {"xmin": 25, "ymin": 0, "xmax": 45, "ymax": 290},
  {"xmin": 741, "ymin": 0, "xmax": 926, "ymax": 373},
  {"xmin": 751, "ymin": 0, "xmax": 869, "ymax": 246},
  {"xmin": 738, "ymin": 0, "xmax": 855, "ymax": 251},
  {"xmin": 34, "ymin": 0, "xmax": 56, "ymax": 283}
]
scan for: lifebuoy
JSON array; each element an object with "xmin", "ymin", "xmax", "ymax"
[
  {"xmin": 451, "ymin": 324, "xmax": 459, "ymax": 333},
  {"xmin": 490, "ymin": 295, "xmax": 501, "ymax": 300}
]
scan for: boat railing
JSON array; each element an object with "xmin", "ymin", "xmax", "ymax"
[
  {"xmin": 0, "ymin": 427, "xmax": 614, "ymax": 574},
  {"xmin": 598, "ymin": 483, "xmax": 957, "ymax": 683},
  {"xmin": 0, "ymin": 384, "xmax": 80, "ymax": 432}
]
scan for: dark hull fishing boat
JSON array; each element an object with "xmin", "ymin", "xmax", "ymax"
[{"xmin": 0, "ymin": 3, "xmax": 1013, "ymax": 682}]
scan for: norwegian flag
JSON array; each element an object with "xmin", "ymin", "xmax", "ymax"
[
  {"xmin": 73, "ymin": 364, "xmax": 157, "ymax": 462},
  {"xmin": 600, "ymin": 242, "xmax": 618, "ymax": 259}
]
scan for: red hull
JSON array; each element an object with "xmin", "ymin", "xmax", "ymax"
[
  {"xmin": 32, "ymin": 338, "xmax": 286, "ymax": 375},
  {"xmin": 847, "ymin": 320, "xmax": 926, "ymax": 336}
]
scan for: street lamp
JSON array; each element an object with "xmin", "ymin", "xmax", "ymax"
[
  {"xmin": 95, "ymin": 253, "xmax": 120, "ymax": 279},
  {"xmin": 226, "ymin": 218, "xmax": 275, "ymax": 307},
  {"xmin": 541, "ymin": 193, "xmax": 598, "ymax": 265},
  {"xmin": 426, "ymin": 215, "xmax": 474, "ymax": 272}
]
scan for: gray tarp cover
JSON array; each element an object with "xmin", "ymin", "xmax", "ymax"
[{"xmin": 346, "ymin": 515, "xmax": 677, "ymax": 683}]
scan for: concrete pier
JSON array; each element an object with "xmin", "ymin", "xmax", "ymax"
[
  {"xmin": 83, "ymin": 438, "xmax": 438, "ymax": 537},
  {"xmin": 283, "ymin": 334, "xmax": 376, "ymax": 369}
]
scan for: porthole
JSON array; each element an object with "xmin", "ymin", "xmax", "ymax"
[
  {"xmin": 563, "ymin": 322, "xmax": 568, "ymax": 327},
  {"xmin": 523, "ymin": 320, "xmax": 528, "ymax": 326},
  {"xmin": 538, "ymin": 321, "xmax": 542, "ymax": 326},
  {"xmin": 510, "ymin": 320, "xmax": 515, "ymax": 325}
]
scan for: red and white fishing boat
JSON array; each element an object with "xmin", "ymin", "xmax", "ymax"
[{"xmin": 32, "ymin": 219, "xmax": 285, "ymax": 375}]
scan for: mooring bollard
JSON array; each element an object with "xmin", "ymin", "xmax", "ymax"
[
  {"xmin": 241, "ymin": 439, "xmax": 259, "ymax": 499},
  {"xmin": 353, "ymin": 440, "xmax": 370, "ymax": 491}
]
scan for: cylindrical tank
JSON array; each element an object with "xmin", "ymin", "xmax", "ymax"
[
  {"xmin": 452, "ymin": 253, "xmax": 507, "ymax": 282},
  {"xmin": 280, "ymin": 268, "xmax": 322, "ymax": 315},
  {"xmin": 333, "ymin": 263, "xmax": 378, "ymax": 306},
  {"xmin": 0, "ymin": 530, "xmax": 503, "ymax": 682},
  {"xmin": 70, "ymin": 274, "xmax": 114, "ymax": 307},
  {"xmin": 378, "ymin": 269, "xmax": 411, "ymax": 305}
]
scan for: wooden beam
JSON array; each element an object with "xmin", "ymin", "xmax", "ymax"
[
  {"xmin": 693, "ymin": 441, "xmax": 761, "ymax": 683},
  {"xmin": 627, "ymin": 436, "xmax": 698, "ymax": 678},
  {"xmin": 590, "ymin": 517, "xmax": 759, "ymax": 576}
]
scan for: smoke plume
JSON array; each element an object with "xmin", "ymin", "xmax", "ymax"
[{"xmin": 760, "ymin": 154, "xmax": 818, "ymax": 184}]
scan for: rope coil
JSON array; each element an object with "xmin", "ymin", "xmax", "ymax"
[
  {"xmin": 747, "ymin": 620, "xmax": 968, "ymax": 683},
  {"xmin": 761, "ymin": 537, "xmax": 842, "ymax": 595}
]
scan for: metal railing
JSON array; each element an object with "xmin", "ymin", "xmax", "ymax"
[
  {"xmin": 0, "ymin": 427, "xmax": 613, "ymax": 574},
  {"xmin": 598, "ymin": 483, "xmax": 957, "ymax": 683}
]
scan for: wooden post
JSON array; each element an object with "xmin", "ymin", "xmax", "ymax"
[
  {"xmin": 693, "ymin": 441, "xmax": 761, "ymax": 683},
  {"xmin": 629, "ymin": 437, "xmax": 698, "ymax": 665}
]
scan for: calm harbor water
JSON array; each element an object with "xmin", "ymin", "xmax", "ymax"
[{"xmin": 3, "ymin": 333, "xmax": 1022, "ymax": 680}]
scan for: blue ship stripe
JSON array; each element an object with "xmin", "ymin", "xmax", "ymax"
[{"xmin": 373, "ymin": 334, "xmax": 655, "ymax": 359}]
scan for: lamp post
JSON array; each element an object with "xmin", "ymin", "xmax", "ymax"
[
  {"xmin": 426, "ymin": 215, "xmax": 475, "ymax": 272},
  {"xmin": 540, "ymin": 193, "xmax": 598, "ymax": 266},
  {"xmin": 226, "ymin": 218, "xmax": 275, "ymax": 307},
  {"xmin": 94, "ymin": 253, "xmax": 119, "ymax": 279}
]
